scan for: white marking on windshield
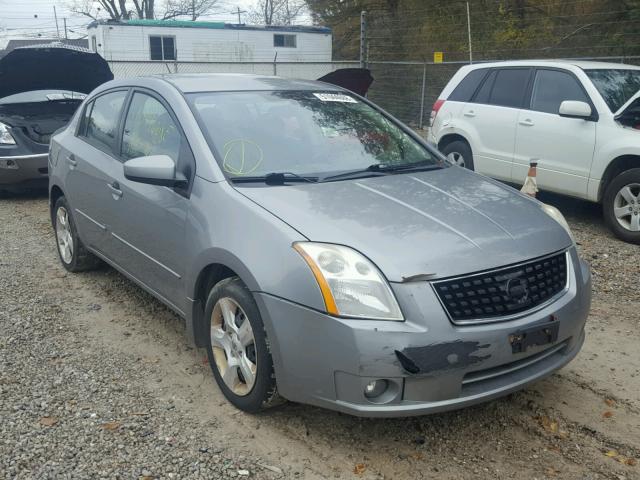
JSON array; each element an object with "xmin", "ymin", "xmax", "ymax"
[{"xmin": 313, "ymin": 93, "xmax": 358, "ymax": 103}]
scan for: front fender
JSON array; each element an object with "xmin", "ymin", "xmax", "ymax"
[{"xmin": 183, "ymin": 176, "xmax": 327, "ymax": 345}]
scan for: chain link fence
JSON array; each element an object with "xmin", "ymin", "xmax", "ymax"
[
  {"xmin": 107, "ymin": 60, "xmax": 360, "ymax": 82},
  {"xmin": 105, "ymin": 0, "xmax": 640, "ymax": 132}
]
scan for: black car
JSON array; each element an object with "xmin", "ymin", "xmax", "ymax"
[{"xmin": 0, "ymin": 43, "xmax": 112, "ymax": 192}]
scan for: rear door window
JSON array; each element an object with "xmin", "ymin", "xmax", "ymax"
[
  {"xmin": 82, "ymin": 90, "xmax": 127, "ymax": 153},
  {"xmin": 488, "ymin": 69, "xmax": 531, "ymax": 108},
  {"xmin": 449, "ymin": 69, "xmax": 488, "ymax": 102},
  {"xmin": 530, "ymin": 69, "xmax": 590, "ymax": 114}
]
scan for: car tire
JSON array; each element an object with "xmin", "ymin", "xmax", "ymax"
[
  {"xmin": 53, "ymin": 196, "xmax": 102, "ymax": 272},
  {"xmin": 205, "ymin": 276, "xmax": 281, "ymax": 413},
  {"xmin": 603, "ymin": 168, "xmax": 640, "ymax": 244},
  {"xmin": 441, "ymin": 140, "xmax": 474, "ymax": 170}
]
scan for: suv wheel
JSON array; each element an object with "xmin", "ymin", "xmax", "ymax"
[
  {"xmin": 53, "ymin": 196, "xmax": 102, "ymax": 271},
  {"xmin": 441, "ymin": 140, "xmax": 474, "ymax": 170},
  {"xmin": 603, "ymin": 168, "xmax": 640, "ymax": 244},
  {"xmin": 205, "ymin": 277, "xmax": 281, "ymax": 413}
]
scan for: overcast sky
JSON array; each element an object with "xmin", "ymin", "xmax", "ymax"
[{"xmin": 0, "ymin": 0, "xmax": 305, "ymax": 48}]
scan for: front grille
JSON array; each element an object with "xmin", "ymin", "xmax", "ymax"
[{"xmin": 433, "ymin": 251, "xmax": 568, "ymax": 324}]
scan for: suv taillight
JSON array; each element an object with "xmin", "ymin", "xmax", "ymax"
[{"xmin": 430, "ymin": 99, "xmax": 445, "ymax": 127}]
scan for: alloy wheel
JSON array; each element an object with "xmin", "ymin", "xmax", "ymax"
[
  {"xmin": 55, "ymin": 206, "xmax": 74, "ymax": 264},
  {"xmin": 447, "ymin": 151, "xmax": 466, "ymax": 167},
  {"xmin": 613, "ymin": 183, "xmax": 640, "ymax": 232},
  {"xmin": 210, "ymin": 297, "xmax": 257, "ymax": 396}
]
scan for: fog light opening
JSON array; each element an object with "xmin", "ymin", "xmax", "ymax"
[
  {"xmin": 364, "ymin": 379, "xmax": 388, "ymax": 399},
  {"xmin": 0, "ymin": 159, "xmax": 18, "ymax": 170}
]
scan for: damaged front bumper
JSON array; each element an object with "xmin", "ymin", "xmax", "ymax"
[
  {"xmin": 256, "ymin": 247, "xmax": 591, "ymax": 417},
  {"xmin": 0, "ymin": 152, "xmax": 49, "ymax": 188}
]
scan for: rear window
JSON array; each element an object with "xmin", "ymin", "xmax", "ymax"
[
  {"xmin": 473, "ymin": 70, "xmax": 497, "ymax": 104},
  {"xmin": 81, "ymin": 90, "xmax": 127, "ymax": 153},
  {"xmin": 585, "ymin": 69, "xmax": 640, "ymax": 112},
  {"xmin": 449, "ymin": 69, "xmax": 488, "ymax": 102},
  {"xmin": 489, "ymin": 69, "xmax": 530, "ymax": 108}
]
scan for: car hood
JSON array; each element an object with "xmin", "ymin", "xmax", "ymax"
[
  {"xmin": 0, "ymin": 43, "xmax": 113, "ymax": 99},
  {"xmin": 238, "ymin": 168, "xmax": 573, "ymax": 281},
  {"xmin": 615, "ymin": 89, "xmax": 640, "ymax": 117}
]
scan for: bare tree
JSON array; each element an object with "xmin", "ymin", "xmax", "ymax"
[
  {"xmin": 248, "ymin": 0, "xmax": 306, "ymax": 25},
  {"xmin": 69, "ymin": 0, "xmax": 218, "ymax": 21},
  {"xmin": 162, "ymin": 0, "xmax": 221, "ymax": 20}
]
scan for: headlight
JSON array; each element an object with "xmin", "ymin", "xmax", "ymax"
[
  {"xmin": 293, "ymin": 242, "xmax": 403, "ymax": 321},
  {"xmin": 0, "ymin": 122, "xmax": 16, "ymax": 145},
  {"xmin": 541, "ymin": 204, "xmax": 574, "ymax": 243}
]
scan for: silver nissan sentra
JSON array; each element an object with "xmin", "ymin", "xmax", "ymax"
[{"xmin": 48, "ymin": 74, "xmax": 591, "ymax": 416}]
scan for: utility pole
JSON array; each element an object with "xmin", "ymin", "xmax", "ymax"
[
  {"xmin": 466, "ymin": 2, "xmax": 473, "ymax": 64},
  {"xmin": 234, "ymin": 6, "xmax": 246, "ymax": 25},
  {"xmin": 360, "ymin": 11, "xmax": 367, "ymax": 69},
  {"xmin": 63, "ymin": 18, "xmax": 68, "ymax": 39},
  {"xmin": 53, "ymin": 6, "xmax": 60, "ymax": 39},
  {"xmin": 192, "ymin": 0, "xmax": 196, "ymax": 20}
]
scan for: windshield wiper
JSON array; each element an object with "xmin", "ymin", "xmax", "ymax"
[
  {"xmin": 320, "ymin": 161, "xmax": 442, "ymax": 183},
  {"xmin": 229, "ymin": 172, "xmax": 319, "ymax": 185},
  {"xmin": 377, "ymin": 160, "xmax": 443, "ymax": 173},
  {"xmin": 320, "ymin": 164, "xmax": 390, "ymax": 183}
]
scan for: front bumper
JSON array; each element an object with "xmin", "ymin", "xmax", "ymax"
[
  {"xmin": 0, "ymin": 153, "xmax": 49, "ymax": 188},
  {"xmin": 256, "ymin": 248, "xmax": 591, "ymax": 417}
]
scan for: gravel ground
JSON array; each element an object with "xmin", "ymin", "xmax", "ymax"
[{"xmin": 1, "ymin": 189, "xmax": 639, "ymax": 480}]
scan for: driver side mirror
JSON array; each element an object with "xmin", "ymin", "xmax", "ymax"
[
  {"xmin": 123, "ymin": 155, "xmax": 187, "ymax": 187},
  {"xmin": 559, "ymin": 100, "xmax": 593, "ymax": 120}
]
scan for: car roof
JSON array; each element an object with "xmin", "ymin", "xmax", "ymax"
[
  {"xmin": 156, "ymin": 73, "xmax": 345, "ymax": 93},
  {"xmin": 459, "ymin": 59, "xmax": 640, "ymax": 71}
]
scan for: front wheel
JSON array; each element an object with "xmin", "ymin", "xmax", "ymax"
[
  {"xmin": 603, "ymin": 168, "xmax": 640, "ymax": 244},
  {"xmin": 205, "ymin": 277, "xmax": 281, "ymax": 413},
  {"xmin": 441, "ymin": 140, "xmax": 474, "ymax": 170}
]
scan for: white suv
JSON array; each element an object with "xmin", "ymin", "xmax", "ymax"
[{"xmin": 429, "ymin": 60, "xmax": 640, "ymax": 243}]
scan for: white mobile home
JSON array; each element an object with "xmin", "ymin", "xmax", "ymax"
[{"xmin": 87, "ymin": 20, "xmax": 332, "ymax": 63}]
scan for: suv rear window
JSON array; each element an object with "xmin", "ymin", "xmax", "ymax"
[
  {"xmin": 449, "ymin": 69, "xmax": 488, "ymax": 102},
  {"xmin": 489, "ymin": 69, "xmax": 530, "ymax": 108}
]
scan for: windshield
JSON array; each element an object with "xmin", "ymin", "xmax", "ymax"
[
  {"xmin": 585, "ymin": 69, "xmax": 640, "ymax": 112},
  {"xmin": 0, "ymin": 90, "xmax": 86, "ymax": 104},
  {"xmin": 188, "ymin": 90, "xmax": 440, "ymax": 180}
]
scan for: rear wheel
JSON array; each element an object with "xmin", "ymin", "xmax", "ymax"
[
  {"xmin": 205, "ymin": 277, "xmax": 281, "ymax": 413},
  {"xmin": 441, "ymin": 140, "xmax": 474, "ymax": 170},
  {"xmin": 53, "ymin": 196, "xmax": 101, "ymax": 271},
  {"xmin": 603, "ymin": 168, "xmax": 640, "ymax": 244}
]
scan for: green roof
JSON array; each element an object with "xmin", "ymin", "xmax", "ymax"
[{"xmin": 124, "ymin": 19, "xmax": 225, "ymax": 29}]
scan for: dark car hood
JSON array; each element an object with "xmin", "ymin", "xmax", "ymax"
[
  {"xmin": 238, "ymin": 168, "xmax": 573, "ymax": 281},
  {"xmin": 317, "ymin": 68, "xmax": 373, "ymax": 96},
  {"xmin": 0, "ymin": 44, "xmax": 113, "ymax": 99}
]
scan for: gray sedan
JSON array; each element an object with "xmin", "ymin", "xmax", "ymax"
[{"xmin": 48, "ymin": 74, "xmax": 591, "ymax": 416}]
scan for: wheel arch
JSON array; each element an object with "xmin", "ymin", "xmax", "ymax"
[
  {"xmin": 598, "ymin": 155, "xmax": 640, "ymax": 202},
  {"xmin": 437, "ymin": 133, "xmax": 471, "ymax": 153},
  {"xmin": 188, "ymin": 253, "xmax": 260, "ymax": 348},
  {"xmin": 49, "ymin": 184, "xmax": 65, "ymax": 224}
]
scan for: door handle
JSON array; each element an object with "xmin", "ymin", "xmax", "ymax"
[
  {"xmin": 519, "ymin": 119, "xmax": 534, "ymax": 126},
  {"xmin": 107, "ymin": 181, "xmax": 123, "ymax": 199},
  {"xmin": 464, "ymin": 110, "xmax": 476, "ymax": 117},
  {"xmin": 66, "ymin": 154, "xmax": 77, "ymax": 167}
]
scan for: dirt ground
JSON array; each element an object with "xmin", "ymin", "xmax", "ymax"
[{"xmin": 1, "ymin": 189, "xmax": 638, "ymax": 480}]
